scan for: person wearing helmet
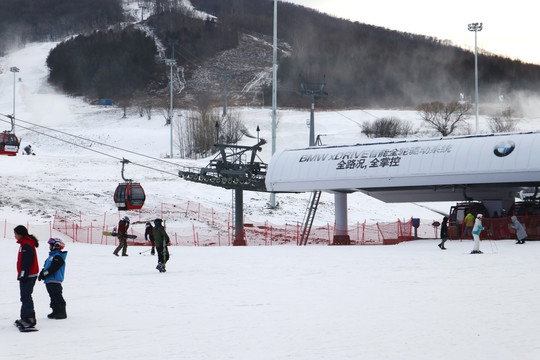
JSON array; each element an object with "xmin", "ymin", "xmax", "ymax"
[
  {"xmin": 145, "ymin": 222, "xmax": 155, "ymax": 255},
  {"xmin": 471, "ymin": 214, "xmax": 485, "ymax": 254},
  {"xmin": 153, "ymin": 219, "xmax": 170, "ymax": 272},
  {"xmin": 113, "ymin": 216, "xmax": 130, "ymax": 256},
  {"xmin": 38, "ymin": 238, "xmax": 68, "ymax": 319}
]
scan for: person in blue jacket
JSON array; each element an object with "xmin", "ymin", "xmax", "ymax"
[{"xmin": 38, "ymin": 238, "xmax": 68, "ymax": 319}]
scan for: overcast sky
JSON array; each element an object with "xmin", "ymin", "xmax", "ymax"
[{"xmin": 285, "ymin": 0, "xmax": 540, "ymax": 65}]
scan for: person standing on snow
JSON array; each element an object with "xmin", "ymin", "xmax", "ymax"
[
  {"xmin": 153, "ymin": 219, "xmax": 170, "ymax": 272},
  {"xmin": 511, "ymin": 216, "xmax": 527, "ymax": 244},
  {"xmin": 471, "ymin": 214, "xmax": 485, "ymax": 254},
  {"xmin": 113, "ymin": 216, "xmax": 130, "ymax": 256},
  {"xmin": 14, "ymin": 225, "xmax": 40, "ymax": 330},
  {"xmin": 38, "ymin": 238, "xmax": 68, "ymax": 319},
  {"xmin": 145, "ymin": 222, "xmax": 156, "ymax": 255},
  {"xmin": 438, "ymin": 216, "xmax": 449, "ymax": 250},
  {"xmin": 462, "ymin": 210, "xmax": 475, "ymax": 239}
]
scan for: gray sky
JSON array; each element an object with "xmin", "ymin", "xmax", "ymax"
[{"xmin": 284, "ymin": 0, "xmax": 540, "ymax": 65}]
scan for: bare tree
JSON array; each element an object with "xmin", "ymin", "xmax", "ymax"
[
  {"xmin": 361, "ymin": 117, "xmax": 416, "ymax": 138},
  {"xmin": 488, "ymin": 107, "xmax": 518, "ymax": 133},
  {"xmin": 416, "ymin": 101, "xmax": 472, "ymax": 136}
]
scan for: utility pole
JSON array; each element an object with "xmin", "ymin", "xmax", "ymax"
[
  {"xmin": 167, "ymin": 39, "xmax": 178, "ymax": 158},
  {"xmin": 218, "ymin": 72, "xmax": 234, "ymax": 117},
  {"xmin": 270, "ymin": 0, "xmax": 278, "ymax": 208},
  {"xmin": 300, "ymin": 80, "xmax": 327, "ymax": 146},
  {"xmin": 10, "ymin": 66, "xmax": 19, "ymax": 133}
]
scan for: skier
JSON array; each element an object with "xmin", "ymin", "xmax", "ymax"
[
  {"xmin": 153, "ymin": 219, "xmax": 170, "ymax": 272},
  {"xmin": 113, "ymin": 216, "xmax": 130, "ymax": 256},
  {"xmin": 438, "ymin": 216, "xmax": 449, "ymax": 250},
  {"xmin": 14, "ymin": 225, "xmax": 40, "ymax": 330},
  {"xmin": 471, "ymin": 214, "xmax": 485, "ymax": 254},
  {"xmin": 510, "ymin": 216, "xmax": 527, "ymax": 244},
  {"xmin": 38, "ymin": 238, "xmax": 68, "ymax": 319},
  {"xmin": 145, "ymin": 222, "xmax": 155, "ymax": 255}
]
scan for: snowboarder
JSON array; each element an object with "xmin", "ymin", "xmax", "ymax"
[
  {"xmin": 471, "ymin": 214, "xmax": 485, "ymax": 254},
  {"xmin": 38, "ymin": 238, "xmax": 68, "ymax": 319},
  {"xmin": 113, "ymin": 216, "xmax": 130, "ymax": 256},
  {"xmin": 14, "ymin": 225, "xmax": 40, "ymax": 330},
  {"xmin": 153, "ymin": 219, "xmax": 170, "ymax": 272},
  {"xmin": 438, "ymin": 216, "xmax": 449, "ymax": 250},
  {"xmin": 511, "ymin": 216, "xmax": 527, "ymax": 244},
  {"xmin": 145, "ymin": 222, "xmax": 155, "ymax": 255}
]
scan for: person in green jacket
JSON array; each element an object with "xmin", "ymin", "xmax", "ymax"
[{"xmin": 153, "ymin": 219, "xmax": 170, "ymax": 272}]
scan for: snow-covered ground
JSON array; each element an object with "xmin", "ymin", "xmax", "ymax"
[
  {"xmin": 2, "ymin": 239, "xmax": 540, "ymax": 359},
  {"xmin": 1, "ymin": 40, "xmax": 540, "ymax": 359}
]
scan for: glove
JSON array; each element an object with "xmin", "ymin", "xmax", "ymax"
[{"xmin": 38, "ymin": 270, "xmax": 48, "ymax": 281}]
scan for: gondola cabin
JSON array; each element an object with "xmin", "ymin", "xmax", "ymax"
[
  {"xmin": 114, "ymin": 182, "xmax": 145, "ymax": 211},
  {"xmin": 0, "ymin": 132, "xmax": 20, "ymax": 156}
]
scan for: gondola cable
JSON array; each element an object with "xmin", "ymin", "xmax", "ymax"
[{"xmin": 0, "ymin": 114, "xmax": 181, "ymax": 178}]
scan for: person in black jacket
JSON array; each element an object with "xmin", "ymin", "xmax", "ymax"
[
  {"xmin": 438, "ymin": 216, "xmax": 449, "ymax": 250},
  {"xmin": 144, "ymin": 222, "xmax": 155, "ymax": 255}
]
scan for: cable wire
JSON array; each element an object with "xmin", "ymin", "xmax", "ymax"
[{"xmin": 0, "ymin": 114, "xmax": 182, "ymax": 178}]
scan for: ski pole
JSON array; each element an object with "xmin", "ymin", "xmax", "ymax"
[{"xmin": 139, "ymin": 248, "xmax": 152, "ymax": 255}]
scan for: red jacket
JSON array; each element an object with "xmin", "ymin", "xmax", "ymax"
[
  {"xmin": 118, "ymin": 219, "xmax": 129, "ymax": 234},
  {"xmin": 17, "ymin": 236, "xmax": 39, "ymax": 280}
]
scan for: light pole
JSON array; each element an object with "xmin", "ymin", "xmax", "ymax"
[
  {"xmin": 468, "ymin": 22, "xmax": 482, "ymax": 134},
  {"xmin": 270, "ymin": 0, "xmax": 277, "ymax": 208},
  {"xmin": 166, "ymin": 58, "xmax": 176, "ymax": 158},
  {"xmin": 10, "ymin": 66, "xmax": 19, "ymax": 133}
]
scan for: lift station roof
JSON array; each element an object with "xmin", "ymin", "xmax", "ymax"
[{"xmin": 265, "ymin": 132, "xmax": 540, "ymax": 203}]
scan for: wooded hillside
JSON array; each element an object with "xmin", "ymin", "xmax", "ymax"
[{"xmin": 192, "ymin": 0, "xmax": 540, "ymax": 108}]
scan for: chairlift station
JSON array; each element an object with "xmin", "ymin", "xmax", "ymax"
[{"xmin": 179, "ymin": 131, "xmax": 540, "ymax": 245}]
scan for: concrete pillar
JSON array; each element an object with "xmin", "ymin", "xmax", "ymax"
[
  {"xmin": 333, "ymin": 192, "xmax": 350, "ymax": 245},
  {"xmin": 233, "ymin": 189, "xmax": 246, "ymax": 246}
]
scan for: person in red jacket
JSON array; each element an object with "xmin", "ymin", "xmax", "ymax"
[
  {"xmin": 14, "ymin": 225, "xmax": 40, "ymax": 330},
  {"xmin": 113, "ymin": 216, "xmax": 130, "ymax": 256}
]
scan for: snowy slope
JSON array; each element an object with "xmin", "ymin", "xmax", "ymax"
[
  {"xmin": 0, "ymin": 42, "xmax": 456, "ymax": 229},
  {"xmin": 1, "ymin": 38, "xmax": 540, "ymax": 360}
]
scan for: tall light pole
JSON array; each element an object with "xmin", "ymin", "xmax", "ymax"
[
  {"xmin": 270, "ymin": 0, "xmax": 277, "ymax": 208},
  {"xmin": 166, "ymin": 59, "xmax": 176, "ymax": 158},
  {"xmin": 10, "ymin": 66, "xmax": 19, "ymax": 133},
  {"xmin": 468, "ymin": 22, "xmax": 482, "ymax": 134}
]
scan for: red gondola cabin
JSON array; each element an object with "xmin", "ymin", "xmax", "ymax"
[
  {"xmin": 114, "ymin": 182, "xmax": 145, "ymax": 211},
  {"xmin": 0, "ymin": 132, "xmax": 20, "ymax": 156}
]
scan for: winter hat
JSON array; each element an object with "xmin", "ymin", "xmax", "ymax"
[
  {"xmin": 154, "ymin": 218, "xmax": 162, "ymax": 225},
  {"xmin": 123, "ymin": 216, "xmax": 130, "ymax": 223},
  {"xmin": 477, "ymin": 214, "xmax": 483, "ymax": 219}
]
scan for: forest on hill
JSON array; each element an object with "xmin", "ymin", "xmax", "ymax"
[
  {"xmin": 3, "ymin": 0, "xmax": 540, "ymax": 109},
  {"xmin": 191, "ymin": 0, "xmax": 540, "ymax": 107}
]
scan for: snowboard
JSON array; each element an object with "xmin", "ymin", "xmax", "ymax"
[
  {"xmin": 14, "ymin": 320, "xmax": 39, "ymax": 332},
  {"xmin": 102, "ymin": 231, "xmax": 137, "ymax": 239}
]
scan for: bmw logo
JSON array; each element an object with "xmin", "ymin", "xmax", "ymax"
[{"xmin": 493, "ymin": 141, "xmax": 515, "ymax": 157}]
